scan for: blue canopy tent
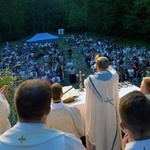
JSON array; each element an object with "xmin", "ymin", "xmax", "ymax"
[{"xmin": 26, "ymin": 32, "xmax": 59, "ymax": 44}]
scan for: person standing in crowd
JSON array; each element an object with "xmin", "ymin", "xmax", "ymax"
[
  {"xmin": 120, "ymin": 91, "xmax": 150, "ymax": 150},
  {"xmin": 67, "ymin": 47, "xmax": 73, "ymax": 59},
  {"xmin": 84, "ymin": 56, "xmax": 121, "ymax": 150},
  {"xmin": 0, "ymin": 79, "xmax": 86, "ymax": 150},
  {"xmin": 66, "ymin": 59, "xmax": 74, "ymax": 69},
  {"xmin": 68, "ymin": 66, "xmax": 77, "ymax": 84},
  {"xmin": 0, "ymin": 85, "xmax": 11, "ymax": 135},
  {"xmin": 140, "ymin": 77, "xmax": 150, "ymax": 100},
  {"xmin": 127, "ymin": 65, "xmax": 135, "ymax": 83},
  {"xmin": 46, "ymin": 82, "xmax": 85, "ymax": 146}
]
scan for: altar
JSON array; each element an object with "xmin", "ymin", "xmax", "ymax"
[
  {"xmin": 70, "ymin": 84, "xmax": 140, "ymax": 107},
  {"xmin": 68, "ymin": 84, "xmax": 140, "ymax": 129}
]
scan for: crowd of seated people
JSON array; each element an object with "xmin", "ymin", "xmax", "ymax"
[
  {"xmin": 0, "ymin": 34, "xmax": 150, "ymax": 86},
  {"xmin": 0, "ymin": 35, "xmax": 150, "ymax": 149},
  {"xmin": 64, "ymin": 34, "xmax": 150, "ymax": 85},
  {"xmin": 0, "ymin": 42, "xmax": 66, "ymax": 85}
]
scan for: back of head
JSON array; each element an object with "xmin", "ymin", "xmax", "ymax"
[
  {"xmin": 51, "ymin": 82, "xmax": 62, "ymax": 101},
  {"xmin": 14, "ymin": 79, "xmax": 52, "ymax": 121},
  {"xmin": 94, "ymin": 53, "xmax": 100, "ymax": 61},
  {"xmin": 119, "ymin": 90, "xmax": 150, "ymax": 134},
  {"xmin": 141, "ymin": 77, "xmax": 150, "ymax": 94},
  {"xmin": 96, "ymin": 56, "xmax": 109, "ymax": 71}
]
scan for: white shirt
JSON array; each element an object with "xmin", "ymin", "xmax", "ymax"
[
  {"xmin": 68, "ymin": 68, "xmax": 76, "ymax": 74},
  {"xmin": 51, "ymin": 76, "xmax": 61, "ymax": 83},
  {"xmin": 145, "ymin": 94, "xmax": 150, "ymax": 100},
  {"xmin": 66, "ymin": 62, "xmax": 74, "ymax": 68},
  {"xmin": 127, "ymin": 68, "xmax": 134, "ymax": 77},
  {"xmin": 125, "ymin": 139, "xmax": 150, "ymax": 150}
]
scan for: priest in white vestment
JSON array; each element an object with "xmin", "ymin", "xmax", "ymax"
[
  {"xmin": 0, "ymin": 79, "xmax": 86, "ymax": 150},
  {"xmin": 84, "ymin": 57, "xmax": 121, "ymax": 150},
  {"xmin": 0, "ymin": 85, "xmax": 11, "ymax": 135},
  {"xmin": 46, "ymin": 82, "xmax": 85, "ymax": 140}
]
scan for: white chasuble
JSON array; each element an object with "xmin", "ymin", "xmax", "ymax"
[
  {"xmin": 46, "ymin": 102, "xmax": 84, "ymax": 139},
  {"xmin": 85, "ymin": 71, "xmax": 121, "ymax": 150},
  {"xmin": 0, "ymin": 123, "xmax": 86, "ymax": 150}
]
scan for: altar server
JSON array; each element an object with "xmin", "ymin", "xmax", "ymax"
[
  {"xmin": 84, "ymin": 56, "xmax": 121, "ymax": 150},
  {"xmin": 0, "ymin": 79, "xmax": 86, "ymax": 150},
  {"xmin": 0, "ymin": 85, "xmax": 11, "ymax": 135},
  {"xmin": 46, "ymin": 82, "xmax": 85, "ymax": 142}
]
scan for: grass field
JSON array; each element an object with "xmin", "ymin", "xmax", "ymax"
[{"xmin": 58, "ymin": 35, "xmax": 91, "ymax": 89}]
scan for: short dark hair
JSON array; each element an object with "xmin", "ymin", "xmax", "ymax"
[
  {"xmin": 51, "ymin": 82, "xmax": 62, "ymax": 100},
  {"xmin": 96, "ymin": 56, "xmax": 109, "ymax": 70},
  {"xmin": 119, "ymin": 90, "xmax": 150, "ymax": 134},
  {"xmin": 14, "ymin": 79, "xmax": 52, "ymax": 121}
]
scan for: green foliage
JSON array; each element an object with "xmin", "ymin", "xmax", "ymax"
[
  {"xmin": 0, "ymin": 0, "xmax": 150, "ymax": 41},
  {"xmin": 122, "ymin": 0, "xmax": 150, "ymax": 40},
  {"xmin": 0, "ymin": 0, "xmax": 26, "ymax": 40},
  {"xmin": 0, "ymin": 69, "xmax": 17, "ymax": 126}
]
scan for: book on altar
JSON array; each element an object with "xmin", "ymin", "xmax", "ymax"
[{"xmin": 62, "ymin": 85, "xmax": 80, "ymax": 103}]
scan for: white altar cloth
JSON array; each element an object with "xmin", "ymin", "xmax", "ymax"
[
  {"xmin": 70, "ymin": 85, "xmax": 140, "ymax": 107},
  {"xmin": 119, "ymin": 85, "xmax": 140, "ymax": 98}
]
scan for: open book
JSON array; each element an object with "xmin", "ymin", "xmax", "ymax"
[{"xmin": 62, "ymin": 85, "xmax": 80, "ymax": 103}]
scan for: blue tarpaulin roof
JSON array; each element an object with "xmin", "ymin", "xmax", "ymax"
[{"xmin": 26, "ymin": 32, "xmax": 59, "ymax": 44}]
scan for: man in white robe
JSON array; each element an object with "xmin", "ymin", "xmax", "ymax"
[
  {"xmin": 84, "ymin": 57, "xmax": 121, "ymax": 150},
  {"xmin": 46, "ymin": 82, "xmax": 85, "ymax": 142},
  {"xmin": 0, "ymin": 85, "xmax": 11, "ymax": 135},
  {"xmin": 0, "ymin": 79, "xmax": 86, "ymax": 150}
]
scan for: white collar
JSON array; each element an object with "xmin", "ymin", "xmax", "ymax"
[
  {"xmin": 145, "ymin": 94, "xmax": 150, "ymax": 100},
  {"xmin": 51, "ymin": 101, "xmax": 64, "ymax": 110},
  {"xmin": 14, "ymin": 122, "xmax": 46, "ymax": 130},
  {"xmin": 96, "ymin": 70, "xmax": 109, "ymax": 74}
]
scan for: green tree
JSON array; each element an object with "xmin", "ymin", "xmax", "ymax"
[
  {"xmin": 65, "ymin": 0, "xmax": 89, "ymax": 32},
  {"xmin": 122, "ymin": 0, "xmax": 150, "ymax": 40},
  {"xmin": 0, "ymin": 0, "xmax": 26, "ymax": 41}
]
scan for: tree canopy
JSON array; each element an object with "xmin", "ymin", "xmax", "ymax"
[{"xmin": 0, "ymin": 0, "xmax": 149, "ymax": 41}]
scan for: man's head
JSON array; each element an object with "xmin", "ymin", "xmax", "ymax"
[
  {"xmin": 96, "ymin": 56, "xmax": 109, "ymax": 71},
  {"xmin": 94, "ymin": 53, "xmax": 100, "ymax": 61},
  {"xmin": 51, "ymin": 82, "xmax": 63, "ymax": 101},
  {"xmin": 119, "ymin": 91, "xmax": 150, "ymax": 139},
  {"xmin": 14, "ymin": 79, "xmax": 52, "ymax": 122},
  {"xmin": 140, "ymin": 77, "xmax": 150, "ymax": 94}
]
